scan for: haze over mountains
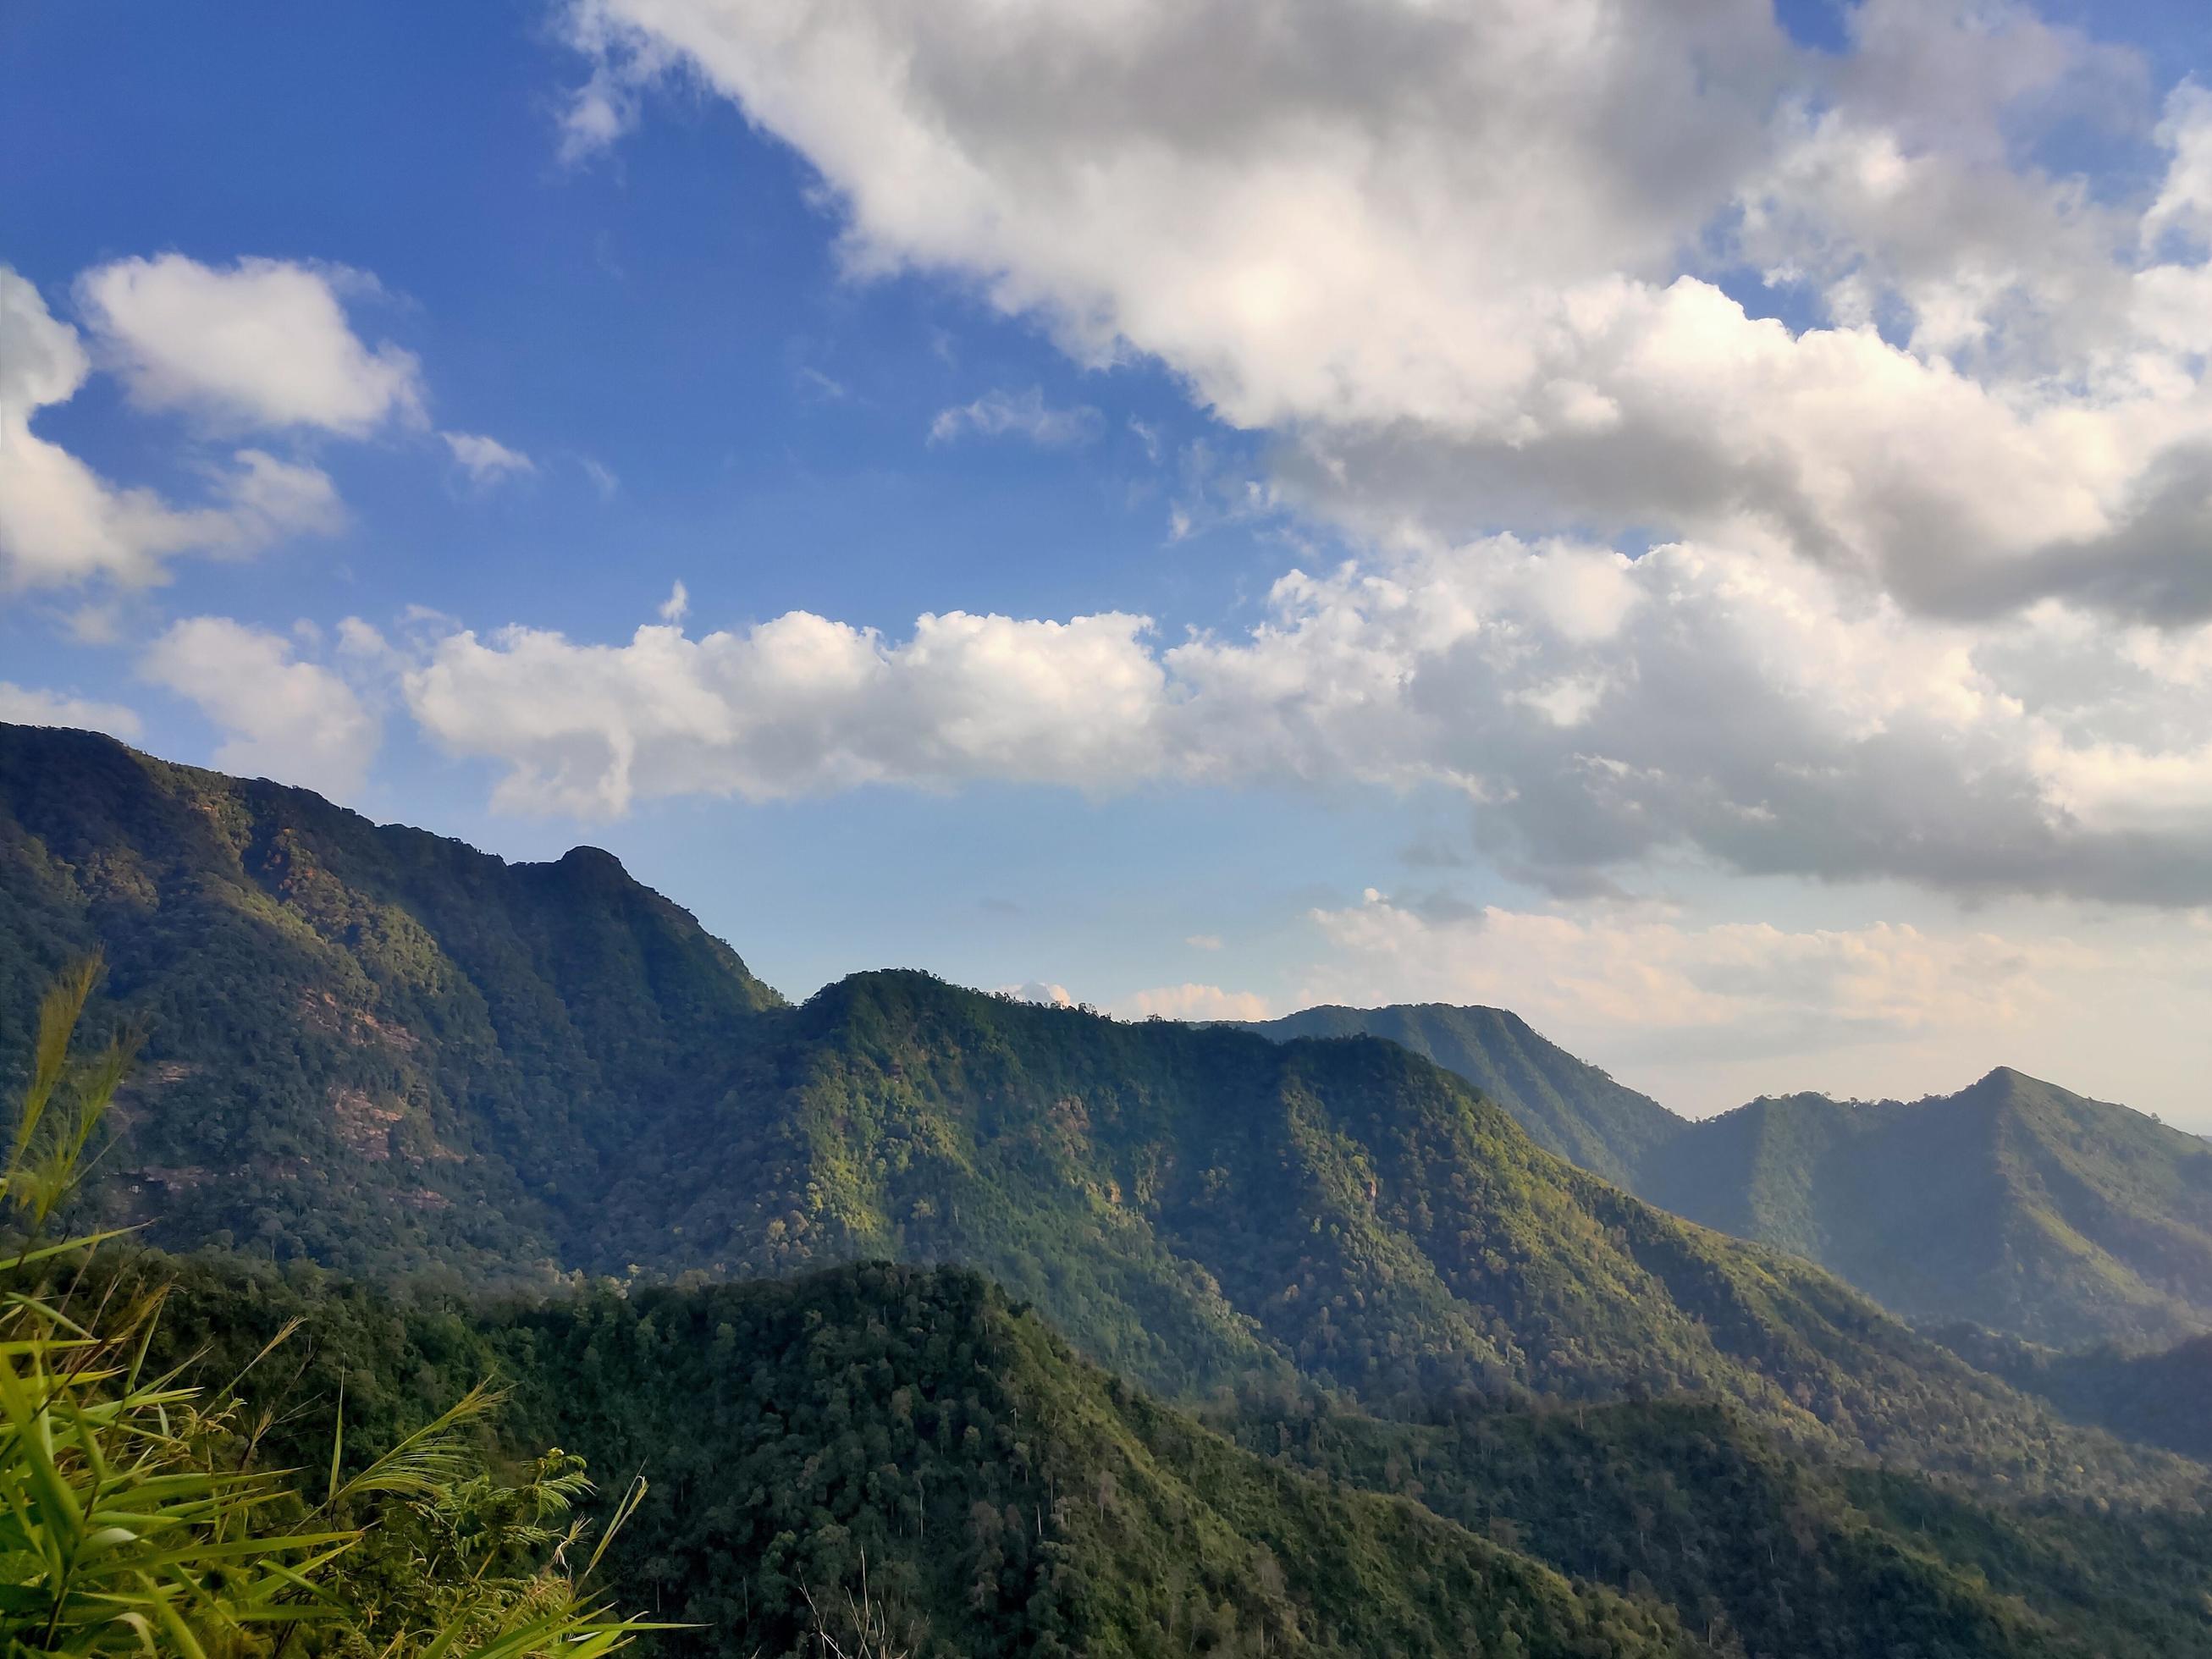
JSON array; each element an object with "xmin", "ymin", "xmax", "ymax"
[
  {"xmin": 1244, "ymin": 1006, "xmax": 2212, "ymax": 1350},
  {"xmin": 8, "ymin": 719, "xmax": 2212, "ymax": 1655}
]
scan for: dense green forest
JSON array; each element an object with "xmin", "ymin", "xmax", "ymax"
[
  {"xmin": 0, "ymin": 721, "xmax": 781, "ymax": 1280},
  {"xmin": 1935, "ymin": 1323, "xmax": 2212, "ymax": 1462},
  {"xmin": 126, "ymin": 1250, "xmax": 2212, "ymax": 1658},
  {"xmin": 1245, "ymin": 1005, "xmax": 2212, "ymax": 1348},
  {"xmin": 1235, "ymin": 1004, "xmax": 1681, "ymax": 1189},
  {"xmin": 138, "ymin": 1254, "xmax": 1694, "ymax": 1659}
]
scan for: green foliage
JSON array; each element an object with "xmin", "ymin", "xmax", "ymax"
[
  {"xmin": 1264, "ymin": 997, "xmax": 2212, "ymax": 1351},
  {"xmin": 135, "ymin": 1256, "xmax": 1695, "ymax": 1659},
  {"xmin": 3, "ymin": 938, "xmax": 2204, "ymax": 1659},
  {"xmin": 0, "ymin": 962, "xmax": 659, "ymax": 1659},
  {"xmin": 0, "ymin": 725, "xmax": 781, "ymax": 1283},
  {"xmin": 588, "ymin": 970, "xmax": 2191, "ymax": 1502},
  {"xmin": 1936, "ymin": 1323, "xmax": 2212, "ymax": 1462},
  {"xmin": 1236, "ymin": 1004, "xmax": 1681, "ymax": 1188},
  {"xmin": 1218, "ymin": 1391, "xmax": 2212, "ymax": 1659},
  {"xmin": 1635, "ymin": 1071, "xmax": 2212, "ymax": 1349},
  {"xmin": 128, "ymin": 1254, "xmax": 2212, "ymax": 1659}
]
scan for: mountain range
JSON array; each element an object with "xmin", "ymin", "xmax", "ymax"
[
  {"xmin": 8, "ymin": 720, "xmax": 2212, "ymax": 1655},
  {"xmin": 1244, "ymin": 1005, "xmax": 2212, "ymax": 1349},
  {"xmin": 2, "ymin": 721, "xmax": 2183, "ymax": 1490}
]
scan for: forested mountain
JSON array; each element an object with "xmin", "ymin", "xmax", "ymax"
[
  {"xmin": 1935, "ymin": 1324, "xmax": 2212, "ymax": 1463},
  {"xmin": 140, "ymin": 1252, "xmax": 2212, "ymax": 1659},
  {"xmin": 1233, "ymin": 1002, "xmax": 1681, "ymax": 1187},
  {"xmin": 1248, "ymin": 1003, "xmax": 2212, "ymax": 1348},
  {"xmin": 1637, "ymin": 1071, "xmax": 2212, "ymax": 1349},
  {"xmin": 0, "ymin": 723, "xmax": 2195, "ymax": 1508},
  {"xmin": 0, "ymin": 721, "xmax": 782, "ymax": 1278}
]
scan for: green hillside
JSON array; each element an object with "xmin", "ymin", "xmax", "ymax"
[
  {"xmin": 604, "ymin": 968, "xmax": 2184, "ymax": 1496},
  {"xmin": 1237, "ymin": 1003, "xmax": 1684, "ymax": 1187},
  {"xmin": 1246, "ymin": 1001, "xmax": 2212, "ymax": 1348},
  {"xmin": 1222, "ymin": 1393, "xmax": 2212, "ymax": 1659},
  {"xmin": 141, "ymin": 1254, "xmax": 1691, "ymax": 1659},
  {"xmin": 0, "ymin": 721, "xmax": 782, "ymax": 1279},
  {"xmin": 1936, "ymin": 1325, "xmax": 2212, "ymax": 1463},
  {"xmin": 0, "ymin": 723, "xmax": 2193, "ymax": 1504},
  {"xmin": 1638, "ymin": 1071, "xmax": 2212, "ymax": 1349},
  {"xmin": 132, "ymin": 1252, "xmax": 2212, "ymax": 1659}
]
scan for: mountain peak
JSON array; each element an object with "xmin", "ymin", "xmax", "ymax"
[{"xmin": 554, "ymin": 844, "xmax": 630, "ymax": 878}]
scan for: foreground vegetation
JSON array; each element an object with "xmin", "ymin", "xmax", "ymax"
[{"xmin": 1, "ymin": 962, "xmax": 658, "ymax": 1656}]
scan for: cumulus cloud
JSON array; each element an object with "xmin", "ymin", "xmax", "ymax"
[
  {"xmin": 0, "ymin": 267, "xmax": 343, "ymax": 593},
  {"xmin": 929, "ymin": 388, "xmax": 1102, "ymax": 448},
  {"xmin": 78, "ymin": 255, "xmax": 423, "ymax": 434},
  {"xmin": 141, "ymin": 617, "xmax": 381, "ymax": 798},
  {"xmin": 2144, "ymin": 80, "xmax": 2212, "ymax": 252},
  {"xmin": 383, "ymin": 523, "xmax": 2212, "ymax": 905},
  {"xmin": 558, "ymin": 0, "xmax": 2212, "ymax": 626},
  {"xmin": 1120, "ymin": 983, "xmax": 1271, "ymax": 1022},
  {"xmin": 996, "ymin": 980, "xmax": 1074, "ymax": 1006},
  {"xmin": 521, "ymin": 0, "xmax": 2212, "ymax": 910},
  {"xmin": 403, "ymin": 609, "xmax": 1167, "ymax": 815},
  {"xmin": 0, "ymin": 682, "xmax": 142, "ymax": 740},
  {"xmin": 442, "ymin": 431, "xmax": 536, "ymax": 485}
]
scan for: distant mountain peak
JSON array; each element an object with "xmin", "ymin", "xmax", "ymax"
[{"xmin": 555, "ymin": 843, "xmax": 629, "ymax": 874}]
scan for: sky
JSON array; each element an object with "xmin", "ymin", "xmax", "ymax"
[{"xmin": 4, "ymin": 0, "xmax": 2211, "ymax": 1125}]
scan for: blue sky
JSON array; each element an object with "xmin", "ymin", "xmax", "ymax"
[{"xmin": 6, "ymin": 1, "xmax": 2212, "ymax": 1121}]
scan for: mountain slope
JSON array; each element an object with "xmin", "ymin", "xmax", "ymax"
[
  {"xmin": 1224, "ymin": 1393, "xmax": 2212, "ymax": 1659},
  {"xmin": 142, "ymin": 1252, "xmax": 2212, "ymax": 1659},
  {"xmin": 1638, "ymin": 1070, "xmax": 2212, "ymax": 1349},
  {"xmin": 1236, "ymin": 1002, "xmax": 1684, "ymax": 1187},
  {"xmin": 1936, "ymin": 1325, "xmax": 2212, "ymax": 1463},
  {"xmin": 604, "ymin": 969, "xmax": 2181, "ymax": 1494},
  {"xmin": 146, "ymin": 1255, "xmax": 1691, "ymax": 1659},
  {"xmin": 1246, "ymin": 1001, "xmax": 2212, "ymax": 1348},
  {"xmin": 0, "ymin": 721, "xmax": 782, "ymax": 1278}
]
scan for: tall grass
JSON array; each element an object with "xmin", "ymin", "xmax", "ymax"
[{"xmin": 0, "ymin": 960, "xmax": 664, "ymax": 1658}]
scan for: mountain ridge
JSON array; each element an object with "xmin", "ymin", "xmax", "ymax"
[{"xmin": 1242, "ymin": 1001, "xmax": 2212, "ymax": 1348}]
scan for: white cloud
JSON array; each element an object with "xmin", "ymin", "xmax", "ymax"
[
  {"xmin": 442, "ymin": 431, "xmax": 535, "ymax": 485},
  {"xmin": 403, "ymin": 608, "xmax": 1167, "ymax": 816},
  {"xmin": 996, "ymin": 980, "xmax": 1074, "ymax": 1006},
  {"xmin": 929, "ymin": 388, "xmax": 1102, "ymax": 448},
  {"xmin": 658, "ymin": 580, "xmax": 689, "ymax": 623},
  {"xmin": 0, "ymin": 682, "xmax": 142, "ymax": 741},
  {"xmin": 1120, "ymin": 983, "xmax": 1271, "ymax": 1022},
  {"xmin": 2144, "ymin": 80, "xmax": 2212, "ymax": 252},
  {"xmin": 1185, "ymin": 934, "xmax": 1223, "ymax": 951},
  {"xmin": 557, "ymin": 0, "xmax": 2212, "ymax": 625},
  {"xmin": 1305, "ymin": 892, "xmax": 2064, "ymax": 1046},
  {"xmin": 78, "ymin": 255, "xmax": 423, "ymax": 435},
  {"xmin": 386, "ymin": 526, "xmax": 2212, "ymax": 905},
  {"xmin": 141, "ymin": 616, "xmax": 380, "ymax": 799},
  {"xmin": 522, "ymin": 3, "xmax": 2212, "ymax": 910},
  {"xmin": 577, "ymin": 456, "xmax": 621, "ymax": 500},
  {"xmin": 0, "ymin": 266, "xmax": 343, "ymax": 593}
]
